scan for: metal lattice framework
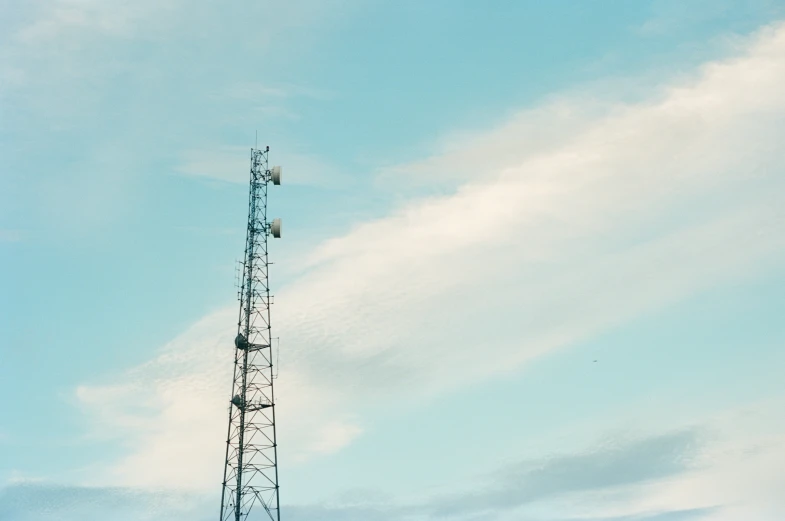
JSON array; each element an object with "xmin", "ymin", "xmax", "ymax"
[{"xmin": 220, "ymin": 146, "xmax": 282, "ymax": 521}]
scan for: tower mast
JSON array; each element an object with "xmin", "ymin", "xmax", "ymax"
[{"xmin": 220, "ymin": 145, "xmax": 283, "ymax": 521}]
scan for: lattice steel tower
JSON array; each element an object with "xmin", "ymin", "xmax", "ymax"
[{"xmin": 220, "ymin": 145, "xmax": 283, "ymax": 521}]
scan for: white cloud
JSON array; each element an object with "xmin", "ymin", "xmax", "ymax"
[
  {"xmin": 303, "ymin": 420, "xmax": 364, "ymax": 458},
  {"xmin": 75, "ymin": 19, "xmax": 785, "ymax": 505},
  {"xmin": 0, "ymin": 0, "xmax": 358, "ymax": 239},
  {"xmin": 73, "ymin": 309, "xmax": 360, "ymax": 489},
  {"xmin": 0, "ymin": 229, "xmax": 23, "ymax": 242},
  {"xmin": 221, "ymin": 82, "xmax": 335, "ymax": 102},
  {"xmin": 12, "ymin": 1, "xmax": 160, "ymax": 44},
  {"xmin": 273, "ymin": 397, "xmax": 785, "ymax": 520},
  {"xmin": 175, "ymin": 147, "xmax": 251, "ymax": 184},
  {"xmin": 551, "ymin": 399, "xmax": 785, "ymax": 520}
]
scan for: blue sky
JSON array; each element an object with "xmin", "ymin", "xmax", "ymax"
[{"xmin": 2, "ymin": 1, "xmax": 785, "ymax": 520}]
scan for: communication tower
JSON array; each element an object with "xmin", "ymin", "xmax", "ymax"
[{"xmin": 219, "ymin": 145, "xmax": 283, "ymax": 521}]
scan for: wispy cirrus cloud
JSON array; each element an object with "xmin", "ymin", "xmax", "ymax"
[
  {"xmin": 0, "ymin": 482, "xmax": 207, "ymax": 521},
  {"xmin": 11, "ymin": 1, "xmax": 166, "ymax": 44},
  {"xmin": 0, "ymin": 230, "xmax": 23, "ymax": 243},
  {"xmin": 634, "ymin": 0, "xmax": 785, "ymax": 38},
  {"xmin": 0, "ymin": 0, "xmax": 356, "ymax": 237},
  {"xmin": 430, "ymin": 429, "xmax": 704, "ymax": 517},
  {"xmin": 286, "ymin": 400, "xmax": 785, "ymax": 520},
  {"xmin": 221, "ymin": 81, "xmax": 334, "ymax": 102}
]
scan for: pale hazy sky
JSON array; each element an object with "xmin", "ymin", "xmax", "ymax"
[{"xmin": 2, "ymin": 1, "xmax": 785, "ymax": 520}]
